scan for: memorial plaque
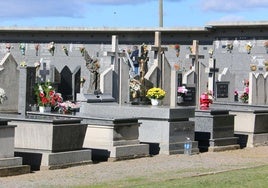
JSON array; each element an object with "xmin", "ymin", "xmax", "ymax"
[
  {"xmin": 216, "ymin": 82, "xmax": 229, "ymax": 98},
  {"xmin": 183, "ymin": 86, "xmax": 196, "ymax": 105}
]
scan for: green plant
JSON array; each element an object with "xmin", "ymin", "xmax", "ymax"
[
  {"xmin": 240, "ymin": 92, "xmax": 248, "ymax": 103},
  {"xmin": 146, "ymin": 87, "xmax": 166, "ymax": 100}
]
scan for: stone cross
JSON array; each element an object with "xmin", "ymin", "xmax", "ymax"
[
  {"xmin": 104, "ymin": 35, "xmax": 125, "ymax": 68},
  {"xmin": 103, "ymin": 35, "xmax": 128, "ymax": 104},
  {"xmin": 150, "ymin": 31, "xmax": 168, "ymax": 88},
  {"xmin": 39, "ymin": 62, "xmax": 50, "ymax": 82},
  {"xmin": 189, "ymin": 40, "xmax": 205, "ymax": 108},
  {"xmin": 207, "ymin": 58, "xmax": 219, "ymax": 95}
]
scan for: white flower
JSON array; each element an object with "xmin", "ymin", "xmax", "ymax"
[
  {"xmin": 0, "ymin": 88, "xmax": 7, "ymax": 104},
  {"xmin": 34, "ymin": 62, "xmax": 41, "ymax": 67},
  {"xmin": 129, "ymin": 78, "xmax": 141, "ymax": 92},
  {"xmin": 38, "ymin": 85, "xmax": 43, "ymax": 92}
]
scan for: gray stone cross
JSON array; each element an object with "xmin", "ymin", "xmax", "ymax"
[
  {"xmin": 104, "ymin": 35, "xmax": 125, "ymax": 68},
  {"xmin": 39, "ymin": 62, "xmax": 50, "ymax": 82},
  {"xmin": 103, "ymin": 35, "xmax": 128, "ymax": 104},
  {"xmin": 150, "ymin": 31, "xmax": 168, "ymax": 88}
]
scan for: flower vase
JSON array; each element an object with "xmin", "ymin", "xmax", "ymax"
[
  {"xmin": 39, "ymin": 106, "xmax": 51, "ymax": 113},
  {"xmin": 151, "ymin": 99, "xmax": 159, "ymax": 106},
  {"xmin": 177, "ymin": 96, "xmax": 184, "ymax": 104}
]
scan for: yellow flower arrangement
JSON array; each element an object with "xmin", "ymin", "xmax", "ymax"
[{"xmin": 146, "ymin": 87, "xmax": 166, "ymax": 100}]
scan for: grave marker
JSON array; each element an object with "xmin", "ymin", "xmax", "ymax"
[
  {"xmin": 217, "ymin": 68, "xmax": 235, "ymax": 102},
  {"xmin": 216, "ymin": 81, "xmax": 229, "ymax": 98},
  {"xmin": 0, "ymin": 53, "xmax": 20, "ymax": 113},
  {"xmin": 103, "ymin": 35, "xmax": 129, "ymax": 104},
  {"xmin": 189, "ymin": 40, "xmax": 205, "ymax": 108},
  {"xmin": 39, "ymin": 62, "xmax": 50, "ymax": 82},
  {"xmin": 207, "ymin": 58, "xmax": 219, "ymax": 95},
  {"xmin": 150, "ymin": 31, "xmax": 168, "ymax": 88}
]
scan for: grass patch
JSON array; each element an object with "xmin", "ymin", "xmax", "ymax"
[{"xmin": 77, "ymin": 165, "xmax": 268, "ymax": 188}]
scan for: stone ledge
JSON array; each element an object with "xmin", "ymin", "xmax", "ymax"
[
  {"xmin": 15, "ymin": 149, "xmax": 92, "ymax": 170},
  {"xmin": 208, "ymin": 144, "xmax": 240, "ymax": 152},
  {"xmin": 0, "ymin": 165, "xmax": 31, "ymax": 177},
  {"xmin": 41, "ymin": 161, "xmax": 92, "ymax": 170}
]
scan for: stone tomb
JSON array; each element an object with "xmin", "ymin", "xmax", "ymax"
[
  {"xmin": 193, "ymin": 110, "xmax": 240, "ymax": 152},
  {"xmin": 0, "ymin": 119, "xmax": 30, "ymax": 177},
  {"xmin": 25, "ymin": 112, "xmax": 149, "ymax": 161},
  {"xmin": 231, "ymin": 109, "xmax": 268, "ymax": 147},
  {"xmin": 81, "ymin": 116, "xmax": 149, "ymax": 161},
  {"xmin": 80, "ymin": 103, "xmax": 199, "ymax": 155},
  {"xmin": 4, "ymin": 113, "xmax": 91, "ymax": 170}
]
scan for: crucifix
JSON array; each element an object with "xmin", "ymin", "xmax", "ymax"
[
  {"xmin": 207, "ymin": 58, "xmax": 219, "ymax": 96},
  {"xmin": 39, "ymin": 62, "xmax": 50, "ymax": 82},
  {"xmin": 189, "ymin": 40, "xmax": 204, "ymax": 108}
]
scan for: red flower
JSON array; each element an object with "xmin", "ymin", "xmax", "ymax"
[
  {"xmin": 49, "ymin": 90, "xmax": 55, "ymax": 97},
  {"xmin": 41, "ymin": 97, "xmax": 49, "ymax": 105},
  {"xmin": 39, "ymin": 92, "xmax": 45, "ymax": 98},
  {"xmin": 174, "ymin": 44, "xmax": 180, "ymax": 50},
  {"xmin": 50, "ymin": 98, "xmax": 56, "ymax": 106}
]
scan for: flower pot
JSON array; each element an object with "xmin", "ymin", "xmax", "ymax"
[
  {"xmin": 39, "ymin": 106, "xmax": 51, "ymax": 113},
  {"xmin": 151, "ymin": 99, "xmax": 159, "ymax": 106}
]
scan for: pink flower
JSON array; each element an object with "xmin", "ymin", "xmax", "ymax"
[
  {"xmin": 244, "ymin": 87, "xmax": 249, "ymax": 94},
  {"xmin": 178, "ymin": 86, "xmax": 188, "ymax": 94}
]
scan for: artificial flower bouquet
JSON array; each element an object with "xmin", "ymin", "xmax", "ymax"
[
  {"xmin": 129, "ymin": 78, "xmax": 142, "ymax": 99},
  {"xmin": 57, "ymin": 101, "xmax": 80, "ymax": 114},
  {"xmin": 146, "ymin": 87, "xmax": 166, "ymax": 100},
  {"xmin": 0, "ymin": 88, "xmax": 7, "ymax": 104},
  {"xmin": 34, "ymin": 81, "xmax": 63, "ymax": 108},
  {"xmin": 240, "ymin": 92, "xmax": 249, "ymax": 103},
  {"xmin": 178, "ymin": 86, "xmax": 188, "ymax": 96}
]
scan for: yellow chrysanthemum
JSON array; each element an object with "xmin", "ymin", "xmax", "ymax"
[{"xmin": 146, "ymin": 87, "xmax": 166, "ymax": 100}]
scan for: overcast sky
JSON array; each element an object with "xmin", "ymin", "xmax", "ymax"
[{"xmin": 0, "ymin": 0, "xmax": 267, "ymax": 28}]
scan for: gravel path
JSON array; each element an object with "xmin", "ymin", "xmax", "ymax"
[{"xmin": 1, "ymin": 146, "xmax": 268, "ymax": 187}]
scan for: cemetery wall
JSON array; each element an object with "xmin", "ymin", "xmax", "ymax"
[{"xmin": 0, "ymin": 22, "xmax": 267, "ymax": 93}]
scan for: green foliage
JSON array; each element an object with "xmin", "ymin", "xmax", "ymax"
[{"xmin": 82, "ymin": 165, "xmax": 268, "ymax": 188}]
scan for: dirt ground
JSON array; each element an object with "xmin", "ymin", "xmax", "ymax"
[{"xmin": 1, "ymin": 146, "xmax": 268, "ymax": 187}]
